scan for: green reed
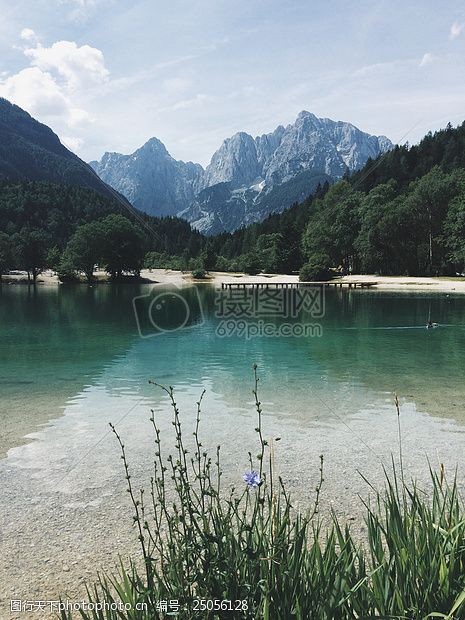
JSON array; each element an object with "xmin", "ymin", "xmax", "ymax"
[{"xmin": 61, "ymin": 367, "xmax": 465, "ymax": 619}]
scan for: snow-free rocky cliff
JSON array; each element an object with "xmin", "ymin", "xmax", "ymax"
[{"xmin": 90, "ymin": 111, "xmax": 392, "ymax": 234}]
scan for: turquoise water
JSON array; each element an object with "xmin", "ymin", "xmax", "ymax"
[
  {"xmin": 1, "ymin": 283, "xmax": 465, "ymax": 456},
  {"xmin": 2, "ymin": 282, "xmax": 465, "ymax": 602}
]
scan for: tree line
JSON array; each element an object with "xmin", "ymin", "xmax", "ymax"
[
  {"xmin": 1, "ymin": 121, "xmax": 465, "ymax": 282},
  {"xmin": 0, "ymin": 214, "xmax": 143, "ymax": 283},
  {"xmin": 0, "ymin": 181, "xmax": 203, "ymax": 282}
]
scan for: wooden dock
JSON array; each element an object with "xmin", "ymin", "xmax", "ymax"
[{"xmin": 220, "ymin": 281, "xmax": 378, "ymax": 290}]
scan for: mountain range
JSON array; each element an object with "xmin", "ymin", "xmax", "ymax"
[
  {"xmin": 0, "ymin": 97, "xmax": 393, "ymax": 236},
  {"xmin": 90, "ymin": 111, "xmax": 393, "ymax": 234}
]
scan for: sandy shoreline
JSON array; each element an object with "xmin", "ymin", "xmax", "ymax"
[{"xmin": 3, "ymin": 269, "xmax": 465, "ymax": 293}]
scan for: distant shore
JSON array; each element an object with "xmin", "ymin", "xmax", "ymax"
[{"xmin": 3, "ymin": 269, "xmax": 465, "ymax": 293}]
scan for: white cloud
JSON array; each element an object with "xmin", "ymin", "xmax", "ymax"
[
  {"xmin": 24, "ymin": 40, "xmax": 109, "ymax": 91},
  {"xmin": 352, "ymin": 58, "xmax": 414, "ymax": 77},
  {"xmin": 0, "ymin": 67, "xmax": 70, "ymax": 117},
  {"xmin": 160, "ymin": 77, "xmax": 192, "ymax": 96},
  {"xmin": 0, "ymin": 33, "xmax": 108, "ymax": 133},
  {"xmin": 20, "ymin": 28, "xmax": 38, "ymax": 43},
  {"xmin": 420, "ymin": 52, "xmax": 434, "ymax": 67},
  {"xmin": 172, "ymin": 93, "xmax": 210, "ymax": 111},
  {"xmin": 450, "ymin": 21, "xmax": 465, "ymax": 40},
  {"xmin": 68, "ymin": 107, "xmax": 91, "ymax": 125},
  {"xmin": 58, "ymin": 0, "xmax": 109, "ymax": 22},
  {"xmin": 61, "ymin": 135, "xmax": 84, "ymax": 151}
]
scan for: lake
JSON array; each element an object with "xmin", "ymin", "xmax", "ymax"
[{"xmin": 1, "ymin": 282, "xmax": 465, "ymax": 603}]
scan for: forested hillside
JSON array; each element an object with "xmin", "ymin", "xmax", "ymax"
[
  {"xmin": 1, "ymin": 119, "xmax": 465, "ymax": 282},
  {"xmin": 0, "ymin": 98, "xmax": 117, "ymax": 199},
  {"xmin": 206, "ymin": 122, "xmax": 465, "ymax": 277}
]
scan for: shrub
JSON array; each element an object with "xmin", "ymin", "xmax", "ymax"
[
  {"xmin": 57, "ymin": 257, "xmax": 79, "ymax": 283},
  {"xmin": 143, "ymin": 251, "xmax": 185, "ymax": 271},
  {"xmin": 188, "ymin": 256, "xmax": 207, "ymax": 279},
  {"xmin": 46, "ymin": 245, "xmax": 62, "ymax": 273},
  {"xmin": 143, "ymin": 251, "xmax": 162, "ymax": 269},
  {"xmin": 240, "ymin": 252, "xmax": 262, "ymax": 275},
  {"xmin": 192, "ymin": 267, "xmax": 207, "ymax": 279},
  {"xmin": 299, "ymin": 253, "xmax": 333, "ymax": 281},
  {"xmin": 215, "ymin": 255, "xmax": 235, "ymax": 272}
]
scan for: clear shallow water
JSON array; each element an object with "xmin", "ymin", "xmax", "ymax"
[
  {"xmin": 1, "ymin": 283, "xmax": 465, "ymax": 604},
  {"xmin": 2, "ymin": 283, "xmax": 465, "ymax": 442},
  {"xmin": 0, "ymin": 284, "xmax": 464, "ymax": 447}
]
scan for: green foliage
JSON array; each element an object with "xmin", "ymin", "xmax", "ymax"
[
  {"xmin": 299, "ymin": 163, "xmax": 465, "ymax": 277},
  {"xmin": 46, "ymin": 245, "xmax": 62, "ymax": 273},
  {"xmin": 63, "ymin": 221, "xmax": 104, "ymax": 282},
  {"xmin": 0, "ymin": 181, "xmax": 125, "ymax": 246},
  {"xmin": 188, "ymin": 255, "xmax": 207, "ymax": 279},
  {"xmin": 406, "ymin": 166, "xmax": 458, "ymax": 275},
  {"xmin": 191, "ymin": 268, "xmax": 207, "ymax": 279},
  {"xmin": 99, "ymin": 214, "xmax": 145, "ymax": 279},
  {"xmin": 213, "ymin": 255, "xmax": 237, "ymax": 272},
  {"xmin": 0, "ymin": 232, "xmax": 13, "ymax": 278},
  {"xmin": 351, "ymin": 120, "xmax": 465, "ymax": 192},
  {"xmin": 200, "ymin": 241, "xmax": 217, "ymax": 271},
  {"xmin": 205, "ymin": 182, "xmax": 323, "ymax": 274},
  {"xmin": 57, "ymin": 258, "xmax": 79, "ymax": 283},
  {"xmin": 142, "ymin": 216, "xmax": 203, "ymax": 258},
  {"xmin": 302, "ymin": 181, "xmax": 361, "ymax": 272},
  {"xmin": 143, "ymin": 251, "xmax": 184, "ymax": 271},
  {"xmin": 240, "ymin": 251, "xmax": 262, "ymax": 275},
  {"xmin": 60, "ymin": 373, "xmax": 465, "ymax": 620},
  {"xmin": 255, "ymin": 233, "xmax": 287, "ymax": 273},
  {"xmin": 299, "ymin": 253, "xmax": 333, "ymax": 281},
  {"xmin": 14, "ymin": 227, "xmax": 48, "ymax": 282},
  {"xmin": 61, "ymin": 215, "xmax": 146, "ymax": 281},
  {"xmin": 444, "ymin": 194, "xmax": 465, "ymax": 272},
  {"xmin": 0, "ymin": 181, "xmax": 204, "ymax": 271},
  {"xmin": 362, "ymin": 470, "xmax": 465, "ymax": 618}
]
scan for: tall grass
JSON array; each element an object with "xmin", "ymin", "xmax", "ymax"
[{"xmin": 61, "ymin": 367, "xmax": 465, "ymax": 619}]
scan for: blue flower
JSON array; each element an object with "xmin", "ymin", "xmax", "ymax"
[{"xmin": 243, "ymin": 470, "xmax": 261, "ymax": 488}]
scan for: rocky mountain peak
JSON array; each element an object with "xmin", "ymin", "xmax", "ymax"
[
  {"xmin": 204, "ymin": 131, "xmax": 260, "ymax": 189},
  {"xmin": 137, "ymin": 136, "xmax": 170, "ymax": 156},
  {"xmin": 295, "ymin": 110, "xmax": 319, "ymax": 125},
  {"xmin": 90, "ymin": 111, "xmax": 393, "ymax": 232}
]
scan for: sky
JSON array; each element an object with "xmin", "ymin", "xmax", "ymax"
[{"xmin": 1, "ymin": 0, "xmax": 465, "ymax": 166}]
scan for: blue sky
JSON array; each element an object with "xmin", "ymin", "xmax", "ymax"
[{"xmin": 1, "ymin": 0, "xmax": 465, "ymax": 165}]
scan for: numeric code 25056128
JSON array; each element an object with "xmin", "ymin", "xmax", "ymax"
[{"xmin": 192, "ymin": 599, "xmax": 249, "ymax": 613}]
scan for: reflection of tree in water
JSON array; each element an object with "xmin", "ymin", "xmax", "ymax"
[
  {"xmin": 0, "ymin": 284, "xmax": 141, "ymax": 362},
  {"xmin": 0, "ymin": 283, "xmax": 146, "ymax": 454},
  {"xmin": 284, "ymin": 289, "xmax": 465, "ymax": 421},
  {"xmin": 189, "ymin": 287, "xmax": 465, "ymax": 424}
]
